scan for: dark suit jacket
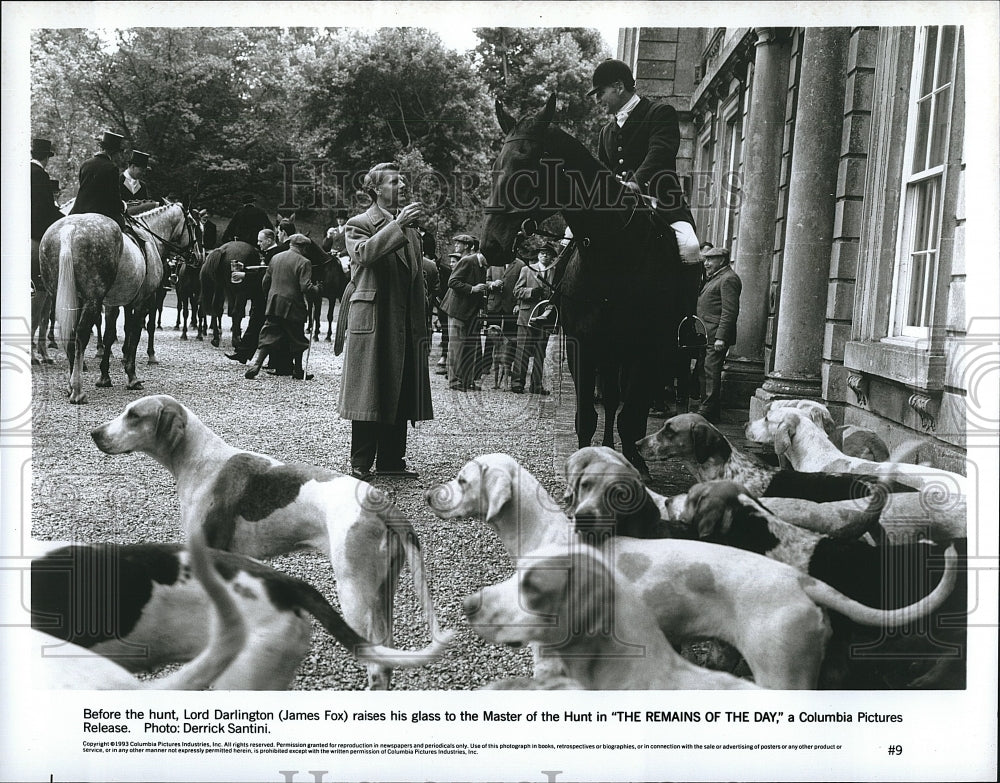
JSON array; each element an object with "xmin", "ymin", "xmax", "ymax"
[
  {"xmin": 439, "ymin": 253, "xmax": 487, "ymax": 321},
  {"xmin": 696, "ymin": 265, "xmax": 742, "ymax": 345},
  {"xmin": 598, "ymin": 97, "xmax": 694, "ymax": 226},
  {"xmin": 221, "ymin": 204, "xmax": 273, "ymax": 245},
  {"xmin": 486, "ymin": 259, "xmax": 525, "ymax": 316},
  {"xmin": 70, "ymin": 153, "xmax": 123, "ymax": 223},
  {"xmin": 31, "ymin": 161, "xmax": 63, "ymax": 240},
  {"xmin": 262, "ymin": 248, "xmax": 312, "ymax": 322}
]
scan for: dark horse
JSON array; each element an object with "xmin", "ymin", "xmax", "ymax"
[
  {"xmin": 38, "ymin": 203, "xmax": 202, "ymax": 403},
  {"xmin": 306, "ymin": 245, "xmax": 349, "ymax": 341},
  {"xmin": 481, "ymin": 95, "xmax": 700, "ymax": 476},
  {"xmin": 200, "ymin": 240, "xmax": 258, "ymax": 348}
]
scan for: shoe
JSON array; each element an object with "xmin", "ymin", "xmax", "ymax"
[
  {"xmin": 292, "ymin": 370, "xmax": 315, "ymax": 380},
  {"xmin": 436, "ymin": 357, "xmax": 446, "ymax": 367},
  {"xmin": 244, "ymin": 364, "xmax": 262, "ymax": 379},
  {"xmin": 529, "ymin": 388, "xmax": 550, "ymax": 396},
  {"xmin": 350, "ymin": 467, "xmax": 373, "ymax": 482},
  {"xmin": 449, "ymin": 383, "xmax": 465, "ymax": 391},
  {"xmin": 528, "ymin": 305, "xmax": 558, "ymax": 330},
  {"xmin": 267, "ymin": 369, "xmax": 292, "ymax": 377},
  {"xmin": 510, "ymin": 386, "xmax": 524, "ymax": 394},
  {"xmin": 435, "ymin": 368, "xmax": 448, "ymax": 375},
  {"xmin": 465, "ymin": 383, "xmax": 483, "ymax": 392},
  {"xmin": 226, "ymin": 353, "xmax": 248, "ymax": 364},
  {"xmin": 376, "ymin": 465, "xmax": 419, "ymax": 478}
]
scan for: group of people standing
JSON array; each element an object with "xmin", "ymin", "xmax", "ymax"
[{"xmin": 30, "ymin": 56, "xmax": 743, "ymax": 482}]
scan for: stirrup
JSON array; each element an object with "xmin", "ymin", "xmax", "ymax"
[{"xmin": 528, "ymin": 300, "xmax": 559, "ymax": 330}]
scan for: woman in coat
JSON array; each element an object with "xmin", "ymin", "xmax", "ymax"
[{"xmin": 338, "ymin": 163, "xmax": 432, "ymax": 481}]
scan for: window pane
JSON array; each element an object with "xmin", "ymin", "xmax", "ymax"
[
  {"xmin": 937, "ymin": 26, "xmax": 956, "ymax": 88},
  {"xmin": 904, "ymin": 179, "xmax": 940, "ymax": 329},
  {"xmin": 912, "ymin": 97, "xmax": 931, "ymax": 173},
  {"xmin": 912, "ymin": 178, "xmax": 939, "ymax": 252},
  {"xmin": 920, "ymin": 26, "xmax": 939, "ymax": 97},
  {"xmin": 929, "ymin": 89, "xmax": 951, "ymax": 167}
]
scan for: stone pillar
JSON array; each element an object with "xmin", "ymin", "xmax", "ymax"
[
  {"xmin": 754, "ymin": 27, "xmax": 850, "ymax": 412},
  {"xmin": 724, "ymin": 28, "xmax": 792, "ymax": 407}
]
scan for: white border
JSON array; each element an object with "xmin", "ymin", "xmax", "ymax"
[{"xmin": 3, "ymin": 3, "xmax": 998, "ymax": 782}]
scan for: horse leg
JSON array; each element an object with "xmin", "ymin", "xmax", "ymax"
[
  {"xmin": 67, "ymin": 304, "xmax": 99, "ymax": 403},
  {"xmin": 326, "ymin": 296, "xmax": 336, "ymax": 341},
  {"xmin": 599, "ymin": 361, "xmax": 621, "ymax": 449},
  {"xmin": 146, "ymin": 304, "xmax": 159, "ymax": 364},
  {"xmin": 617, "ymin": 357, "xmax": 655, "ymax": 480},
  {"xmin": 123, "ymin": 305, "xmax": 147, "ymax": 390},
  {"xmin": 96, "ymin": 307, "xmax": 119, "ymax": 387},
  {"xmin": 567, "ymin": 338, "xmax": 598, "ymax": 449}
]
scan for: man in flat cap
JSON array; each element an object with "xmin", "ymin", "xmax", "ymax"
[
  {"xmin": 695, "ymin": 247, "xmax": 741, "ymax": 423},
  {"xmin": 245, "ymin": 233, "xmax": 317, "ymax": 381},
  {"xmin": 120, "ymin": 150, "xmax": 153, "ymax": 203},
  {"xmin": 512, "ymin": 243, "xmax": 558, "ymax": 394},
  {"xmin": 221, "ymin": 193, "xmax": 274, "ymax": 246},
  {"xmin": 588, "ymin": 59, "xmax": 701, "ymax": 264}
]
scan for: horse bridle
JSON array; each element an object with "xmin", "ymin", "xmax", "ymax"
[{"xmin": 128, "ymin": 207, "xmax": 205, "ymax": 268}]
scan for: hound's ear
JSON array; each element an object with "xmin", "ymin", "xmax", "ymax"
[
  {"xmin": 692, "ymin": 421, "xmax": 730, "ymax": 463},
  {"xmin": 694, "ymin": 493, "xmax": 733, "ymax": 539},
  {"xmin": 810, "ymin": 407, "xmax": 836, "ymax": 434},
  {"xmin": 496, "ymin": 100, "xmax": 516, "ymax": 134},
  {"xmin": 617, "ymin": 490, "xmax": 663, "ymax": 537},
  {"xmin": 539, "ymin": 93, "xmax": 557, "ymax": 125},
  {"xmin": 483, "ymin": 467, "xmax": 513, "ymax": 522},
  {"xmin": 773, "ymin": 418, "xmax": 795, "ymax": 459},
  {"xmin": 155, "ymin": 399, "xmax": 187, "ymax": 452}
]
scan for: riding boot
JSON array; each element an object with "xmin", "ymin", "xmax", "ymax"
[{"xmin": 245, "ymin": 349, "xmax": 267, "ymax": 379}]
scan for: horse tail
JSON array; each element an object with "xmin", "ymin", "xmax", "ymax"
[{"xmin": 54, "ymin": 223, "xmax": 78, "ymax": 352}]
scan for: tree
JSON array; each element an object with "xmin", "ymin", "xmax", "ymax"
[
  {"xmin": 473, "ymin": 28, "xmax": 610, "ymax": 145},
  {"xmin": 295, "ymin": 27, "xmax": 495, "ymax": 240}
]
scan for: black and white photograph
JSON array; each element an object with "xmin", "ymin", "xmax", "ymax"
[{"xmin": 2, "ymin": 1, "xmax": 997, "ymax": 781}]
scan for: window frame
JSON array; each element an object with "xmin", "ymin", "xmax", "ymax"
[{"xmin": 886, "ymin": 25, "xmax": 960, "ymax": 343}]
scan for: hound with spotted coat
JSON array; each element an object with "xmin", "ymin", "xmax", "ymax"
[{"xmin": 91, "ymin": 394, "xmax": 451, "ymax": 690}]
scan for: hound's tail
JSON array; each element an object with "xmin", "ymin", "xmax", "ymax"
[
  {"xmin": 392, "ymin": 515, "xmax": 447, "ymax": 643},
  {"xmin": 804, "ymin": 543, "xmax": 957, "ymax": 627},
  {"xmin": 156, "ymin": 527, "xmax": 248, "ymax": 689},
  {"xmin": 290, "ymin": 568, "xmax": 452, "ymax": 668},
  {"xmin": 54, "ymin": 224, "xmax": 78, "ymax": 353}
]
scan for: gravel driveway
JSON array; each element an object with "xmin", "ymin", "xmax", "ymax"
[{"xmin": 29, "ymin": 299, "xmax": 579, "ymax": 690}]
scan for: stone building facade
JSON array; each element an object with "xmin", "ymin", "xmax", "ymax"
[{"xmin": 620, "ymin": 27, "xmax": 968, "ymax": 470}]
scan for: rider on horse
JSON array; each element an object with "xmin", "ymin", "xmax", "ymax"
[
  {"xmin": 530, "ymin": 59, "xmax": 702, "ymax": 330},
  {"xmin": 70, "ymin": 131, "xmax": 156, "ymax": 267}
]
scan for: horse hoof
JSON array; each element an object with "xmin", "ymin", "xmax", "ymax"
[
  {"xmin": 32, "ymin": 357, "xmax": 41, "ymax": 366},
  {"xmin": 148, "ymin": 356, "xmax": 159, "ymax": 365},
  {"xmin": 180, "ymin": 334, "xmax": 188, "ymax": 341},
  {"xmin": 211, "ymin": 338, "xmax": 220, "ymax": 347},
  {"xmin": 96, "ymin": 378, "xmax": 112, "ymax": 388},
  {"xmin": 48, "ymin": 340, "xmax": 58, "ymax": 349},
  {"xmin": 70, "ymin": 394, "xmax": 88, "ymax": 405},
  {"xmin": 45, "ymin": 357, "xmax": 56, "ymax": 365},
  {"xmin": 127, "ymin": 381, "xmax": 145, "ymax": 390},
  {"xmin": 197, "ymin": 335, "xmax": 204, "ymax": 342}
]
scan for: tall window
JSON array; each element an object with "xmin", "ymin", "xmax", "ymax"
[
  {"xmin": 890, "ymin": 26, "xmax": 959, "ymax": 338},
  {"xmin": 716, "ymin": 95, "xmax": 743, "ymax": 253},
  {"xmin": 693, "ymin": 124, "xmax": 715, "ymax": 243}
]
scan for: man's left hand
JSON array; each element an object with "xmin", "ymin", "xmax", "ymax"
[{"xmin": 714, "ymin": 339, "xmax": 726, "ymax": 352}]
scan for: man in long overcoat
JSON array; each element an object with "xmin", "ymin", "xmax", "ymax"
[
  {"xmin": 338, "ymin": 163, "xmax": 432, "ymax": 481},
  {"xmin": 696, "ymin": 247, "xmax": 742, "ymax": 423}
]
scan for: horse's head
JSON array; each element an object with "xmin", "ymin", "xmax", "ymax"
[{"xmin": 481, "ymin": 94, "xmax": 559, "ymax": 266}]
